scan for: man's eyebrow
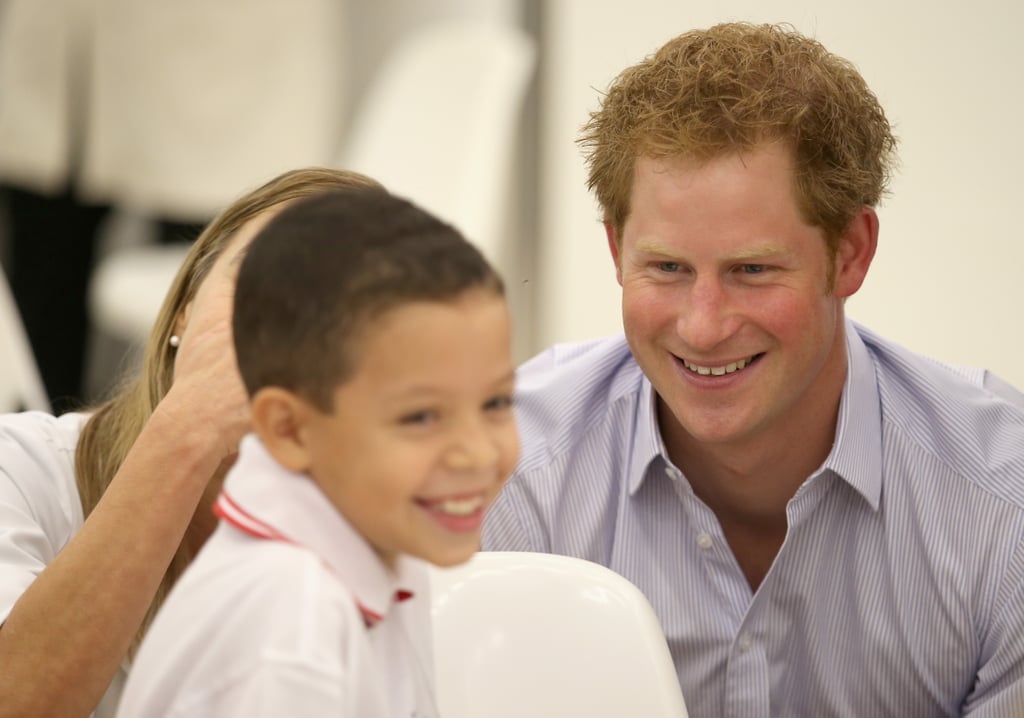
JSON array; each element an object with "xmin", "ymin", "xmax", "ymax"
[
  {"xmin": 632, "ymin": 239, "xmax": 790, "ymax": 260},
  {"xmin": 726, "ymin": 245, "xmax": 790, "ymax": 261}
]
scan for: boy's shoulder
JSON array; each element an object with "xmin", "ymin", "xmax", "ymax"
[
  {"xmin": 137, "ymin": 525, "xmax": 364, "ymax": 675},
  {"xmin": 120, "ymin": 526, "xmax": 372, "ymax": 716}
]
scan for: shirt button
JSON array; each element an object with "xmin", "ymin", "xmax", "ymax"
[
  {"xmin": 738, "ymin": 633, "xmax": 753, "ymax": 653},
  {"xmin": 664, "ymin": 466, "xmax": 679, "ymax": 480},
  {"xmin": 696, "ymin": 532, "xmax": 713, "ymax": 550}
]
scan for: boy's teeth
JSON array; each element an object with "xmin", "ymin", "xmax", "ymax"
[
  {"xmin": 431, "ymin": 497, "xmax": 484, "ymax": 516},
  {"xmin": 684, "ymin": 357, "xmax": 750, "ymax": 376}
]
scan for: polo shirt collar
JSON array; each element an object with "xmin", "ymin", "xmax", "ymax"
[
  {"xmin": 214, "ymin": 434, "xmax": 420, "ymax": 626},
  {"xmin": 626, "ymin": 319, "xmax": 882, "ymax": 509}
]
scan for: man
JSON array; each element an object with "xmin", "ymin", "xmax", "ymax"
[{"xmin": 483, "ymin": 22, "xmax": 1024, "ymax": 716}]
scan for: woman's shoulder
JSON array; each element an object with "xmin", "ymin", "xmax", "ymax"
[
  {"xmin": 0, "ymin": 410, "xmax": 88, "ymax": 462},
  {"xmin": 0, "ymin": 411, "xmax": 90, "ymax": 624},
  {"xmin": 0, "ymin": 410, "xmax": 87, "ymax": 516}
]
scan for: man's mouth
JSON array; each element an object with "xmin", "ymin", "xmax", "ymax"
[{"xmin": 680, "ymin": 353, "xmax": 763, "ymax": 377}]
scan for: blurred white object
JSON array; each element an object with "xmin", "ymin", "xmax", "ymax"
[
  {"xmin": 340, "ymin": 19, "xmax": 536, "ymax": 263},
  {"xmin": 86, "ymin": 18, "xmax": 536, "ymax": 348},
  {"xmin": 430, "ymin": 551, "xmax": 689, "ymax": 718},
  {"xmin": 88, "ymin": 242, "xmax": 189, "ymax": 343},
  {"xmin": 0, "ymin": 267, "xmax": 50, "ymax": 412},
  {"xmin": 0, "ymin": 0, "xmax": 348, "ymax": 215}
]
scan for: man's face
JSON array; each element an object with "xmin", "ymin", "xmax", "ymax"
[{"xmin": 612, "ymin": 143, "xmax": 863, "ymax": 459}]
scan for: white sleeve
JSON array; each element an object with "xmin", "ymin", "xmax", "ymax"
[
  {"xmin": 0, "ymin": 412, "xmax": 83, "ymax": 624},
  {"xmin": 159, "ymin": 663, "xmax": 352, "ymax": 718}
]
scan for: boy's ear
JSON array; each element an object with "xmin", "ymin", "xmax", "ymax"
[{"xmin": 250, "ymin": 387, "xmax": 316, "ymax": 473}]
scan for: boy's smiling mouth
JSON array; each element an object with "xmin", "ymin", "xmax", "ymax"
[{"xmin": 417, "ymin": 495, "xmax": 486, "ymax": 517}]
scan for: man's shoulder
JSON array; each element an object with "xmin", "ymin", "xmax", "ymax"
[
  {"xmin": 856, "ymin": 324, "xmax": 1024, "ymax": 497},
  {"xmin": 856, "ymin": 323, "xmax": 1024, "ymax": 421},
  {"xmin": 514, "ymin": 334, "xmax": 645, "ymax": 470}
]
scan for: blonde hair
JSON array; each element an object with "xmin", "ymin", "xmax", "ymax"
[
  {"xmin": 580, "ymin": 22, "xmax": 898, "ymax": 260},
  {"xmin": 74, "ymin": 167, "xmax": 382, "ymax": 652}
]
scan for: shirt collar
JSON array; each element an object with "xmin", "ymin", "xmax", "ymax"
[
  {"xmin": 214, "ymin": 434, "xmax": 422, "ymax": 627},
  {"xmin": 628, "ymin": 376, "xmax": 664, "ymax": 496},
  {"xmin": 626, "ymin": 320, "xmax": 883, "ymax": 508},
  {"xmin": 824, "ymin": 320, "xmax": 883, "ymax": 510}
]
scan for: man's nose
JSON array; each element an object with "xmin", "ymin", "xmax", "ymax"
[{"xmin": 675, "ymin": 276, "xmax": 740, "ymax": 352}]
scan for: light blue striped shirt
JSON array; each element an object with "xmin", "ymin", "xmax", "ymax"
[{"xmin": 482, "ymin": 321, "xmax": 1024, "ymax": 717}]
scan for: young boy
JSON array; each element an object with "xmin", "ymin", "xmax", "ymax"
[{"xmin": 116, "ymin": 188, "xmax": 520, "ymax": 717}]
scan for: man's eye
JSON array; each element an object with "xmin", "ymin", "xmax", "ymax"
[
  {"xmin": 741, "ymin": 264, "xmax": 767, "ymax": 274},
  {"xmin": 658, "ymin": 262, "xmax": 680, "ymax": 272}
]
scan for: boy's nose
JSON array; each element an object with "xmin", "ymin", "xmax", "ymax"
[{"xmin": 445, "ymin": 420, "xmax": 501, "ymax": 470}]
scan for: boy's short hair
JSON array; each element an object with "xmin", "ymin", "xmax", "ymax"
[
  {"xmin": 580, "ymin": 22, "xmax": 898, "ymax": 255},
  {"xmin": 233, "ymin": 189, "xmax": 505, "ymax": 411}
]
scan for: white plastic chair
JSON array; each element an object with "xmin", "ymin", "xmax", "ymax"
[
  {"xmin": 340, "ymin": 19, "xmax": 536, "ymax": 263},
  {"xmin": 0, "ymin": 267, "xmax": 50, "ymax": 412},
  {"xmin": 430, "ymin": 551, "xmax": 689, "ymax": 718}
]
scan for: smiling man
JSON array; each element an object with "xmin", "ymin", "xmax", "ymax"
[{"xmin": 482, "ymin": 22, "xmax": 1024, "ymax": 717}]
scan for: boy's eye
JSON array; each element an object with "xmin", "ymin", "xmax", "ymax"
[
  {"xmin": 399, "ymin": 410, "xmax": 437, "ymax": 426},
  {"xmin": 484, "ymin": 394, "xmax": 514, "ymax": 412}
]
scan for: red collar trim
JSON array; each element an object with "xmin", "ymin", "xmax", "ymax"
[{"xmin": 214, "ymin": 491, "xmax": 295, "ymax": 543}]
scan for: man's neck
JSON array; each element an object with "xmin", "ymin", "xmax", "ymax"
[{"xmin": 658, "ymin": 377, "xmax": 844, "ymax": 591}]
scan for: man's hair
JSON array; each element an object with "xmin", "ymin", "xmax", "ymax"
[
  {"xmin": 233, "ymin": 189, "xmax": 505, "ymax": 411},
  {"xmin": 580, "ymin": 22, "xmax": 898, "ymax": 255}
]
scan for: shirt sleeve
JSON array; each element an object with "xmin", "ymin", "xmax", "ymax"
[
  {"xmin": 962, "ymin": 533, "xmax": 1024, "ymax": 715},
  {"xmin": 159, "ymin": 662, "xmax": 353, "ymax": 718},
  {"xmin": 0, "ymin": 412, "xmax": 80, "ymax": 624}
]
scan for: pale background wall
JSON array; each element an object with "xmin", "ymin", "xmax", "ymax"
[
  {"xmin": 4, "ymin": 0, "xmax": 1022, "ymax": 394},
  {"xmin": 533, "ymin": 0, "xmax": 1024, "ymax": 389}
]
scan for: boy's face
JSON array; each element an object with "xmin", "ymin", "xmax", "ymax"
[{"xmin": 302, "ymin": 289, "xmax": 519, "ymax": 569}]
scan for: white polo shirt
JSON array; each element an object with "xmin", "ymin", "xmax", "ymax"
[{"xmin": 117, "ymin": 435, "xmax": 438, "ymax": 718}]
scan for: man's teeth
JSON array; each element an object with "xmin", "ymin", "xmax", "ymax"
[
  {"xmin": 429, "ymin": 496, "xmax": 484, "ymax": 516},
  {"xmin": 682, "ymin": 357, "xmax": 751, "ymax": 376}
]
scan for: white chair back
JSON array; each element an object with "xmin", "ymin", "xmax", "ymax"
[
  {"xmin": 340, "ymin": 19, "xmax": 536, "ymax": 263},
  {"xmin": 0, "ymin": 267, "xmax": 50, "ymax": 412},
  {"xmin": 430, "ymin": 551, "xmax": 689, "ymax": 718}
]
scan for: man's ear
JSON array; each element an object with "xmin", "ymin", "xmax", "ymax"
[
  {"xmin": 832, "ymin": 207, "xmax": 879, "ymax": 299},
  {"xmin": 250, "ymin": 387, "xmax": 317, "ymax": 473},
  {"xmin": 605, "ymin": 222, "xmax": 624, "ymax": 286}
]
